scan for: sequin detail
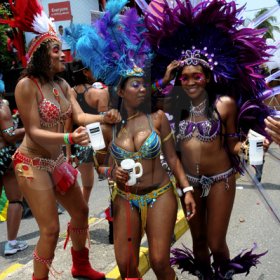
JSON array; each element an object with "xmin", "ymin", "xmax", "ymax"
[
  {"xmin": 177, "ymin": 119, "xmax": 220, "ymax": 142},
  {"xmin": 38, "ymin": 99, "xmax": 72, "ymax": 128},
  {"xmin": 186, "ymin": 168, "xmax": 235, "ymax": 197},
  {"xmin": 110, "ymin": 114, "xmax": 161, "ymax": 161}
]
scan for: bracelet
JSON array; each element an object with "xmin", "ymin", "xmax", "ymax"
[
  {"xmin": 158, "ymin": 78, "xmax": 164, "ymax": 88},
  {"xmin": 100, "ymin": 114, "xmax": 105, "ymax": 124},
  {"xmin": 182, "ymin": 186, "xmax": 194, "ymax": 194},
  {"xmin": 64, "ymin": 133, "xmax": 70, "ymax": 144},
  {"xmin": 68, "ymin": 133, "xmax": 74, "ymax": 144}
]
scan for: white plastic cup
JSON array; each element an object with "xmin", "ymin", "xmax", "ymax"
[
  {"xmin": 121, "ymin": 159, "xmax": 143, "ymax": 186},
  {"xmin": 86, "ymin": 122, "xmax": 105, "ymax": 150},
  {"xmin": 248, "ymin": 130, "xmax": 265, "ymax": 165}
]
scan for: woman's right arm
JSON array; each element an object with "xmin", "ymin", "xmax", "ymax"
[
  {"xmin": 0, "ymin": 105, "xmax": 25, "ymax": 143},
  {"xmin": 15, "ymin": 78, "xmax": 88, "ymax": 146}
]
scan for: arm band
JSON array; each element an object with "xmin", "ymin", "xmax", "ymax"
[
  {"xmin": 162, "ymin": 131, "xmax": 173, "ymax": 143},
  {"xmin": 2, "ymin": 126, "xmax": 15, "ymax": 136}
]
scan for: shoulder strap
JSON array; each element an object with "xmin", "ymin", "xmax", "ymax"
[
  {"xmin": 147, "ymin": 114, "xmax": 154, "ymax": 130},
  {"xmin": 73, "ymin": 86, "xmax": 79, "ymax": 94},
  {"xmin": 30, "ymin": 78, "xmax": 44, "ymax": 98},
  {"xmin": 112, "ymin": 125, "xmax": 116, "ymax": 141}
]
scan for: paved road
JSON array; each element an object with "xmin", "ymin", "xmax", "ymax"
[{"xmin": 1, "ymin": 144, "xmax": 280, "ymax": 279}]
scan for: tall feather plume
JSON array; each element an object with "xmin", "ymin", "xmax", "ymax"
[
  {"xmin": 2, "ymin": 0, "xmax": 55, "ymax": 34},
  {"xmin": 64, "ymin": 24, "xmax": 85, "ymax": 56},
  {"xmin": 76, "ymin": 0, "xmax": 153, "ymax": 86},
  {"xmin": 143, "ymin": 0, "xmax": 271, "ymax": 104}
]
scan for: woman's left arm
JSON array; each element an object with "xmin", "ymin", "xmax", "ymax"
[{"xmin": 217, "ymin": 96, "xmax": 242, "ymax": 155}]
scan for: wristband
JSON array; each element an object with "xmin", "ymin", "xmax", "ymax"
[
  {"xmin": 64, "ymin": 133, "xmax": 70, "ymax": 144},
  {"xmin": 158, "ymin": 78, "xmax": 164, "ymax": 88},
  {"xmin": 182, "ymin": 186, "xmax": 194, "ymax": 194},
  {"xmin": 68, "ymin": 133, "xmax": 74, "ymax": 145}
]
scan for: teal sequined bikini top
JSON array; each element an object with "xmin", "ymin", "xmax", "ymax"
[{"xmin": 110, "ymin": 114, "xmax": 161, "ymax": 162}]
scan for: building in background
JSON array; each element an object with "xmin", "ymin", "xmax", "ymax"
[{"xmin": 25, "ymin": 0, "xmax": 100, "ymax": 47}]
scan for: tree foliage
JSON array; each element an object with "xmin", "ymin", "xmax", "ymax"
[
  {"xmin": 255, "ymin": 8, "xmax": 280, "ymax": 40},
  {"xmin": 0, "ymin": 2, "xmax": 13, "ymax": 72}
]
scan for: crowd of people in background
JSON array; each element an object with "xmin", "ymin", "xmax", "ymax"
[{"xmin": 0, "ymin": 0, "xmax": 280, "ymax": 280}]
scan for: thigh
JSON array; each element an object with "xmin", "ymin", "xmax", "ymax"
[
  {"xmin": 187, "ymin": 190, "xmax": 208, "ymax": 241},
  {"xmin": 78, "ymin": 162, "xmax": 94, "ymax": 186},
  {"xmin": 3, "ymin": 169, "xmax": 22, "ymax": 201},
  {"xmin": 113, "ymin": 195, "xmax": 142, "ymax": 263},
  {"xmin": 55, "ymin": 181, "xmax": 88, "ymax": 219},
  {"xmin": 207, "ymin": 175, "xmax": 236, "ymax": 240},
  {"xmin": 146, "ymin": 188, "xmax": 177, "ymax": 258},
  {"xmin": 14, "ymin": 164, "xmax": 59, "ymax": 228}
]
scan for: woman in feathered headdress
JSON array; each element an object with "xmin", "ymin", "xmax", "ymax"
[
  {"xmin": 2, "ymin": 0, "xmax": 121, "ymax": 279},
  {"xmin": 75, "ymin": 0, "xmax": 196, "ymax": 279},
  {"xmin": 141, "ymin": 0, "xmax": 271, "ymax": 279}
]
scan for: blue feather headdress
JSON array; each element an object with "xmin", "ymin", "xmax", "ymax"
[
  {"xmin": 73, "ymin": 0, "xmax": 153, "ymax": 86},
  {"xmin": 0, "ymin": 74, "xmax": 5, "ymax": 93}
]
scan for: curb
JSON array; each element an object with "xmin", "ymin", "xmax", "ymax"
[
  {"xmin": 0, "ymin": 210, "xmax": 188, "ymax": 280},
  {"xmin": 105, "ymin": 209, "xmax": 188, "ymax": 279},
  {"xmin": 0, "ymin": 264, "xmax": 23, "ymax": 280}
]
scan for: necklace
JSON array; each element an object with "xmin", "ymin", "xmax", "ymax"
[
  {"xmin": 120, "ymin": 112, "xmax": 140, "ymax": 136},
  {"xmin": 190, "ymin": 99, "xmax": 207, "ymax": 117},
  {"xmin": 50, "ymin": 81, "xmax": 60, "ymax": 103},
  {"xmin": 127, "ymin": 111, "xmax": 140, "ymax": 121}
]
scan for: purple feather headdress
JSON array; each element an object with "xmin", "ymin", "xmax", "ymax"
[
  {"xmin": 171, "ymin": 243, "xmax": 267, "ymax": 278},
  {"xmin": 143, "ymin": 0, "xmax": 271, "ymax": 103},
  {"xmin": 75, "ymin": 0, "xmax": 153, "ymax": 86}
]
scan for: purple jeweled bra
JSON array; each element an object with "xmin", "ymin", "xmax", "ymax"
[{"xmin": 176, "ymin": 119, "xmax": 220, "ymax": 142}]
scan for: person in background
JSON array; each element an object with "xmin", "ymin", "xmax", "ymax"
[
  {"xmin": 0, "ymin": 77, "xmax": 27, "ymax": 256},
  {"xmin": 58, "ymin": 24, "xmax": 72, "ymax": 62},
  {"xmin": 7, "ymin": 0, "xmax": 120, "ymax": 279},
  {"xmin": 67, "ymin": 59, "xmax": 109, "ymax": 203}
]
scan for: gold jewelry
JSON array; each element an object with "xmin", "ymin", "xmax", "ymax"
[
  {"xmin": 127, "ymin": 111, "xmax": 139, "ymax": 121},
  {"xmin": 162, "ymin": 131, "xmax": 173, "ymax": 143}
]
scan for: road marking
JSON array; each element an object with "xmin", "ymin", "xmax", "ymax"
[
  {"xmin": 105, "ymin": 209, "xmax": 188, "ymax": 279},
  {"xmin": 0, "ymin": 264, "xmax": 23, "ymax": 280},
  {"xmin": 0, "ymin": 210, "xmax": 188, "ymax": 280}
]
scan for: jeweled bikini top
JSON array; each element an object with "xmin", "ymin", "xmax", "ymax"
[
  {"xmin": 32, "ymin": 79, "xmax": 72, "ymax": 128},
  {"xmin": 176, "ymin": 118, "xmax": 220, "ymax": 142},
  {"xmin": 110, "ymin": 114, "xmax": 161, "ymax": 162}
]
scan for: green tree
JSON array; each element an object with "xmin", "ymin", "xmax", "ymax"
[
  {"xmin": 0, "ymin": 2, "xmax": 13, "ymax": 72},
  {"xmin": 254, "ymin": 8, "xmax": 280, "ymax": 41}
]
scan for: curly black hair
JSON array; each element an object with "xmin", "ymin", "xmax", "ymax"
[{"xmin": 20, "ymin": 38, "xmax": 60, "ymax": 83}]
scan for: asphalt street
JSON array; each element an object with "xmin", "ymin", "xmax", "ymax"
[{"xmin": 0, "ymin": 144, "xmax": 280, "ymax": 279}]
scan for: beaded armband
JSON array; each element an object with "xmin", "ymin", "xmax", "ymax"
[
  {"xmin": 151, "ymin": 79, "xmax": 164, "ymax": 93},
  {"xmin": 2, "ymin": 126, "xmax": 15, "ymax": 136}
]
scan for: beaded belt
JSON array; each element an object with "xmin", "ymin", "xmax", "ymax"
[
  {"xmin": 186, "ymin": 168, "xmax": 235, "ymax": 197},
  {"xmin": 112, "ymin": 181, "xmax": 172, "ymax": 234},
  {"xmin": 12, "ymin": 150, "xmax": 65, "ymax": 173}
]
